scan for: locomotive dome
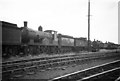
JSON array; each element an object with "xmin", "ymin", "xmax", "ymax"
[{"xmin": 38, "ymin": 25, "xmax": 43, "ymax": 31}]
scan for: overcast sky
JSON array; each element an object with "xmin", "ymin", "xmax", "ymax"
[{"xmin": 0, "ymin": 0, "xmax": 119, "ymax": 44}]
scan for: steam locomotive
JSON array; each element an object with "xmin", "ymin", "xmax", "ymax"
[
  {"xmin": 1, "ymin": 21, "xmax": 88, "ymax": 58},
  {"xmin": 2, "ymin": 21, "xmax": 118, "ymax": 58}
]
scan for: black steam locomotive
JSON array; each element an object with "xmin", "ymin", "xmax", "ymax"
[
  {"xmin": 2, "ymin": 21, "xmax": 118, "ymax": 58},
  {"xmin": 2, "ymin": 21, "xmax": 89, "ymax": 58}
]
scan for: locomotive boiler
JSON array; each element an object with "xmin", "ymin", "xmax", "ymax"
[{"xmin": 21, "ymin": 21, "xmax": 53, "ymax": 44}]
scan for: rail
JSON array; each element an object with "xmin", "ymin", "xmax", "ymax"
[{"xmin": 51, "ymin": 60, "xmax": 120, "ymax": 81}]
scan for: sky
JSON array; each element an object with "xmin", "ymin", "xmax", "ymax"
[
  {"xmin": 118, "ymin": 1, "xmax": 120, "ymax": 44},
  {"xmin": 0, "ymin": 0, "xmax": 119, "ymax": 44}
]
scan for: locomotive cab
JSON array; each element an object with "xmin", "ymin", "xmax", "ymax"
[{"xmin": 44, "ymin": 30, "xmax": 58, "ymax": 41}]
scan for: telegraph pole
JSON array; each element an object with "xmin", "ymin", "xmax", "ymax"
[{"xmin": 88, "ymin": 0, "xmax": 90, "ymax": 52}]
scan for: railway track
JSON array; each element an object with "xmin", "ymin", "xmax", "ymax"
[
  {"xmin": 2, "ymin": 54, "xmax": 99, "ymax": 71},
  {"xmin": 81, "ymin": 67, "xmax": 120, "ymax": 81},
  {"xmin": 2, "ymin": 51, "xmax": 120, "ymax": 79},
  {"xmin": 1, "ymin": 53, "xmax": 97, "ymax": 71},
  {"xmin": 2, "ymin": 49, "xmax": 118, "ymax": 65},
  {"xmin": 2, "ymin": 50, "xmax": 118, "ymax": 69},
  {"xmin": 2, "ymin": 55, "xmax": 100, "ymax": 79},
  {"xmin": 51, "ymin": 60, "xmax": 120, "ymax": 81},
  {"xmin": 2, "ymin": 51, "xmax": 119, "ymax": 72},
  {"xmin": 2, "ymin": 54, "xmax": 77, "ymax": 65}
]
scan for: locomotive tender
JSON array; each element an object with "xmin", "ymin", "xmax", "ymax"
[{"xmin": 2, "ymin": 21, "xmax": 90, "ymax": 58}]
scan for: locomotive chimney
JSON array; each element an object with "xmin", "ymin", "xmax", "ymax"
[{"xmin": 24, "ymin": 21, "xmax": 27, "ymax": 27}]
